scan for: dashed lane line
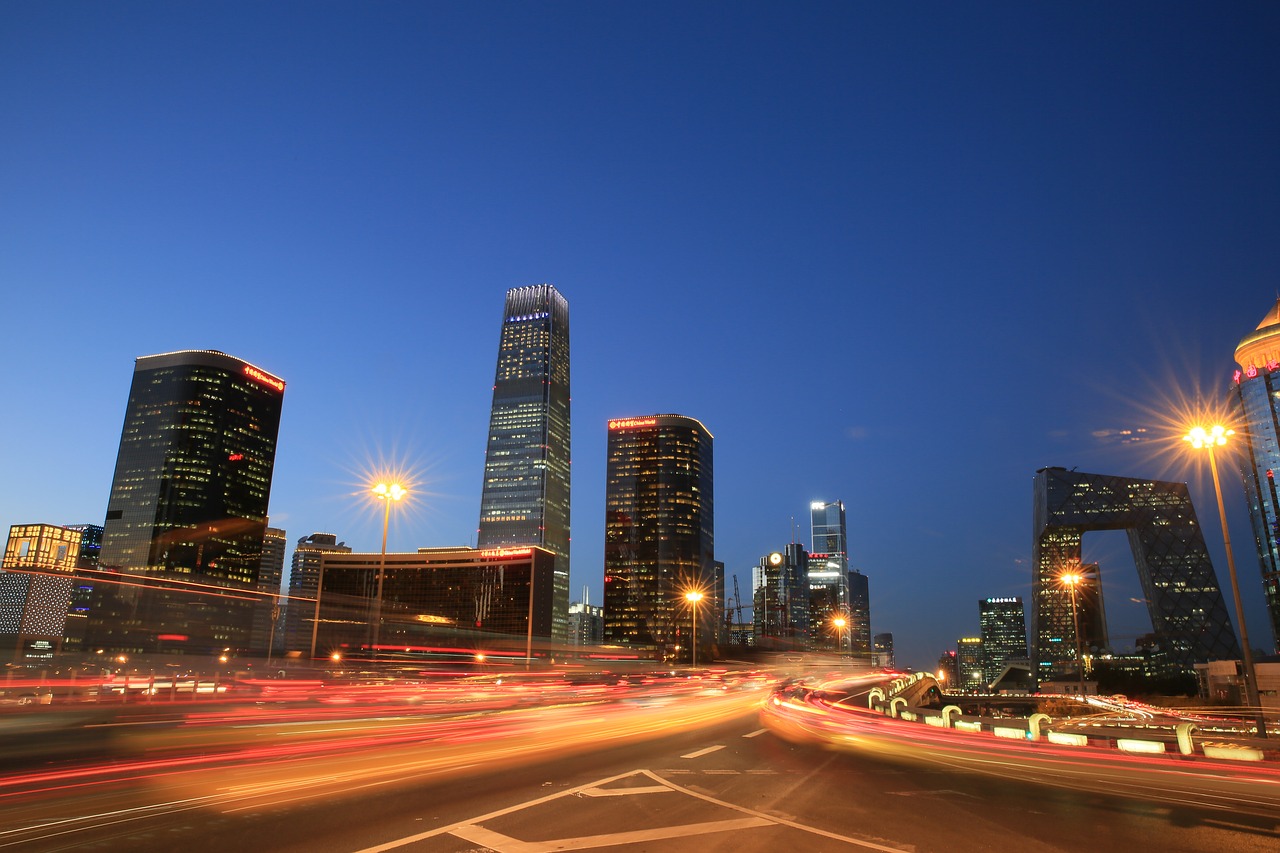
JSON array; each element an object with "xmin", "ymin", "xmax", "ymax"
[
  {"xmin": 681, "ymin": 745, "xmax": 725, "ymax": 759},
  {"xmin": 743, "ymin": 729, "xmax": 768, "ymax": 738}
]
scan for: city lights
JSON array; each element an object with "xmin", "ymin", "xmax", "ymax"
[{"xmin": 370, "ymin": 480, "xmax": 408, "ymax": 656}]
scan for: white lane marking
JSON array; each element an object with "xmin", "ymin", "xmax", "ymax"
[
  {"xmin": 451, "ymin": 817, "xmax": 774, "ymax": 852},
  {"xmin": 580, "ymin": 785, "xmax": 672, "ymax": 797},
  {"xmin": 743, "ymin": 728, "xmax": 768, "ymax": 738},
  {"xmin": 681, "ymin": 744, "xmax": 725, "ymax": 759}
]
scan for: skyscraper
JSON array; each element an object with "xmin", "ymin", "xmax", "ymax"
[
  {"xmin": 602, "ymin": 415, "xmax": 715, "ymax": 659},
  {"xmin": 252, "ymin": 526, "xmax": 287, "ymax": 655},
  {"xmin": 282, "ymin": 532, "xmax": 351, "ymax": 655},
  {"xmin": 1032, "ymin": 467, "xmax": 1239, "ymax": 682},
  {"xmin": 807, "ymin": 500, "xmax": 850, "ymax": 651},
  {"xmin": 956, "ymin": 637, "xmax": 984, "ymax": 692},
  {"xmin": 847, "ymin": 569, "xmax": 871, "ymax": 660},
  {"xmin": 477, "ymin": 285, "xmax": 571, "ymax": 641},
  {"xmin": 1232, "ymin": 298, "xmax": 1280, "ymax": 651},
  {"xmin": 84, "ymin": 350, "xmax": 285, "ymax": 655},
  {"xmin": 753, "ymin": 544, "xmax": 809, "ymax": 651},
  {"xmin": 979, "ymin": 596, "xmax": 1028, "ymax": 688}
]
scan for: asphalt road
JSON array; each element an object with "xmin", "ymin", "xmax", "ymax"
[{"xmin": 2, "ymin": 690, "xmax": 1277, "ymax": 853}]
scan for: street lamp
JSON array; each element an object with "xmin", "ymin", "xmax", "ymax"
[
  {"xmin": 1059, "ymin": 571, "xmax": 1086, "ymax": 697},
  {"xmin": 832, "ymin": 616, "xmax": 848, "ymax": 659},
  {"xmin": 684, "ymin": 591, "xmax": 704, "ymax": 669},
  {"xmin": 1184, "ymin": 424, "xmax": 1265, "ymax": 732},
  {"xmin": 371, "ymin": 481, "xmax": 407, "ymax": 658}
]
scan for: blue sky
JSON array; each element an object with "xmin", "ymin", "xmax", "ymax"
[{"xmin": 3, "ymin": 2, "xmax": 1279, "ymax": 670}]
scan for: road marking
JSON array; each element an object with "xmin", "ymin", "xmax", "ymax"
[
  {"xmin": 450, "ymin": 817, "xmax": 773, "ymax": 852},
  {"xmin": 579, "ymin": 785, "xmax": 672, "ymax": 797},
  {"xmin": 743, "ymin": 728, "xmax": 768, "ymax": 738},
  {"xmin": 681, "ymin": 745, "xmax": 725, "ymax": 759}
]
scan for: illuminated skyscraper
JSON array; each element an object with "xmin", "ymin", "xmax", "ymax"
[
  {"xmin": 1032, "ymin": 467, "xmax": 1239, "ymax": 682},
  {"xmin": 84, "ymin": 350, "xmax": 285, "ymax": 655},
  {"xmin": 477, "ymin": 285, "xmax": 571, "ymax": 641},
  {"xmin": 979, "ymin": 596, "xmax": 1028, "ymax": 688},
  {"xmin": 1231, "ymin": 298, "xmax": 1280, "ymax": 651},
  {"xmin": 956, "ymin": 637, "xmax": 984, "ymax": 692},
  {"xmin": 603, "ymin": 415, "xmax": 715, "ymax": 658},
  {"xmin": 807, "ymin": 500, "xmax": 850, "ymax": 650},
  {"xmin": 753, "ymin": 544, "xmax": 808, "ymax": 650}
]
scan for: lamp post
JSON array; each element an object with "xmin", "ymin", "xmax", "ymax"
[
  {"xmin": 685, "ymin": 591, "xmax": 704, "ymax": 669},
  {"xmin": 832, "ymin": 616, "xmax": 848, "ymax": 659},
  {"xmin": 371, "ymin": 482, "xmax": 406, "ymax": 658},
  {"xmin": 1184, "ymin": 425, "xmax": 1265, "ymax": 733},
  {"xmin": 1060, "ymin": 571, "xmax": 1086, "ymax": 697}
]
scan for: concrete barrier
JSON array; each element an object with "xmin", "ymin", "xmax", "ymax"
[
  {"xmin": 954, "ymin": 719, "xmax": 982, "ymax": 733},
  {"xmin": 1047, "ymin": 731, "xmax": 1088, "ymax": 747},
  {"xmin": 1116, "ymin": 738, "xmax": 1165, "ymax": 755},
  {"xmin": 993, "ymin": 726, "xmax": 1026, "ymax": 740},
  {"xmin": 1202, "ymin": 742, "xmax": 1265, "ymax": 761}
]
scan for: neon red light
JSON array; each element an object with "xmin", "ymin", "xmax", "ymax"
[
  {"xmin": 478, "ymin": 548, "xmax": 533, "ymax": 558},
  {"xmin": 156, "ymin": 634, "xmax": 189, "ymax": 641},
  {"xmin": 243, "ymin": 365, "xmax": 285, "ymax": 392},
  {"xmin": 609, "ymin": 417, "xmax": 657, "ymax": 430},
  {"xmin": 228, "ymin": 453, "xmax": 243, "ymax": 461}
]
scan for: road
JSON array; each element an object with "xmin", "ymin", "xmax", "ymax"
[{"xmin": 1, "ymin": 684, "xmax": 1277, "ymax": 852}]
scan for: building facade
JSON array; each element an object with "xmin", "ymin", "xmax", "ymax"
[
  {"xmin": 0, "ymin": 524, "xmax": 82, "ymax": 659},
  {"xmin": 84, "ymin": 350, "xmax": 285, "ymax": 656},
  {"xmin": 1032, "ymin": 467, "xmax": 1240, "ymax": 683},
  {"xmin": 568, "ymin": 597, "xmax": 604, "ymax": 646},
  {"xmin": 873, "ymin": 632, "xmax": 894, "ymax": 669},
  {"xmin": 477, "ymin": 285, "xmax": 571, "ymax": 641},
  {"xmin": 848, "ymin": 569, "xmax": 871, "ymax": 660},
  {"xmin": 753, "ymin": 544, "xmax": 809, "ymax": 651},
  {"xmin": 808, "ymin": 501, "xmax": 851, "ymax": 651},
  {"xmin": 63, "ymin": 523, "xmax": 103, "ymax": 651},
  {"xmin": 252, "ymin": 526, "xmax": 287, "ymax": 655},
  {"xmin": 282, "ymin": 533, "xmax": 351, "ymax": 656},
  {"xmin": 956, "ymin": 637, "xmax": 984, "ymax": 692},
  {"xmin": 602, "ymin": 414, "xmax": 716, "ymax": 660},
  {"xmin": 978, "ymin": 596, "xmax": 1028, "ymax": 688},
  {"xmin": 313, "ymin": 546, "xmax": 556, "ymax": 660},
  {"xmin": 1231, "ymin": 298, "xmax": 1280, "ymax": 651}
]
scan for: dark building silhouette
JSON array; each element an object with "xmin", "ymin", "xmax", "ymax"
[
  {"xmin": 85, "ymin": 350, "xmax": 285, "ymax": 655},
  {"xmin": 753, "ymin": 544, "xmax": 809, "ymax": 651},
  {"xmin": 282, "ymin": 532, "xmax": 351, "ymax": 656},
  {"xmin": 1032, "ymin": 467, "xmax": 1240, "ymax": 682},
  {"xmin": 477, "ymin": 285, "xmax": 571, "ymax": 641},
  {"xmin": 603, "ymin": 415, "xmax": 715, "ymax": 659}
]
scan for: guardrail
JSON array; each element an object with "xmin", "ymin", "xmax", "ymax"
[{"xmin": 863, "ymin": 673, "xmax": 1275, "ymax": 763}]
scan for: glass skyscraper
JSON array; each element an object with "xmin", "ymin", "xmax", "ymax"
[
  {"xmin": 603, "ymin": 415, "xmax": 715, "ymax": 658},
  {"xmin": 1232, "ymin": 298, "xmax": 1280, "ymax": 651},
  {"xmin": 978, "ymin": 596, "xmax": 1028, "ymax": 688},
  {"xmin": 84, "ymin": 350, "xmax": 285, "ymax": 655},
  {"xmin": 1032, "ymin": 467, "xmax": 1239, "ymax": 682},
  {"xmin": 807, "ymin": 500, "xmax": 850, "ymax": 650},
  {"xmin": 477, "ymin": 285, "xmax": 571, "ymax": 641}
]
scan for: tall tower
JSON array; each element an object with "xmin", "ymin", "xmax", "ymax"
[
  {"xmin": 84, "ymin": 350, "xmax": 285, "ymax": 655},
  {"xmin": 807, "ymin": 500, "xmax": 850, "ymax": 650},
  {"xmin": 477, "ymin": 285, "xmax": 571, "ymax": 641},
  {"xmin": 1232, "ymin": 298, "xmax": 1280, "ymax": 652},
  {"xmin": 602, "ymin": 415, "xmax": 715, "ymax": 658},
  {"xmin": 252, "ymin": 526, "xmax": 287, "ymax": 655},
  {"xmin": 978, "ymin": 596, "xmax": 1028, "ymax": 687}
]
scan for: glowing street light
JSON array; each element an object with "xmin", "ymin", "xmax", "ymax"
[
  {"xmin": 831, "ymin": 615, "xmax": 849, "ymax": 659},
  {"xmin": 685, "ymin": 590, "xmax": 704, "ymax": 669},
  {"xmin": 1183, "ymin": 424, "xmax": 1265, "ymax": 730},
  {"xmin": 1059, "ymin": 571, "xmax": 1086, "ymax": 697},
  {"xmin": 371, "ymin": 481, "xmax": 407, "ymax": 657}
]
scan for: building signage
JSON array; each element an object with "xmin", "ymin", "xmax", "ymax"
[
  {"xmin": 243, "ymin": 365, "xmax": 285, "ymax": 392},
  {"xmin": 1235, "ymin": 359, "xmax": 1280, "ymax": 384},
  {"xmin": 478, "ymin": 547, "xmax": 533, "ymax": 558},
  {"xmin": 608, "ymin": 417, "xmax": 658, "ymax": 430}
]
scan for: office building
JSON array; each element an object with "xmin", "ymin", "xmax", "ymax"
[
  {"xmin": 282, "ymin": 533, "xmax": 351, "ymax": 655},
  {"xmin": 477, "ymin": 285, "xmax": 571, "ymax": 641},
  {"xmin": 84, "ymin": 350, "xmax": 285, "ymax": 655},
  {"xmin": 873, "ymin": 632, "xmax": 894, "ymax": 669},
  {"xmin": 602, "ymin": 414, "xmax": 715, "ymax": 660},
  {"xmin": 251, "ymin": 526, "xmax": 287, "ymax": 655},
  {"xmin": 956, "ymin": 637, "xmax": 984, "ymax": 692},
  {"xmin": 312, "ymin": 546, "xmax": 556, "ymax": 659},
  {"xmin": 753, "ymin": 544, "xmax": 809, "ymax": 651},
  {"xmin": 936, "ymin": 649, "xmax": 957, "ymax": 686},
  {"xmin": 0, "ymin": 524, "xmax": 82, "ymax": 659},
  {"xmin": 1231, "ymin": 298, "xmax": 1280, "ymax": 651},
  {"xmin": 1032, "ymin": 467, "xmax": 1239, "ymax": 682},
  {"xmin": 63, "ymin": 523, "xmax": 103, "ymax": 651},
  {"xmin": 979, "ymin": 597, "xmax": 1028, "ymax": 688},
  {"xmin": 568, "ymin": 593, "xmax": 604, "ymax": 646},
  {"xmin": 848, "ymin": 569, "xmax": 871, "ymax": 660},
  {"xmin": 808, "ymin": 501, "xmax": 850, "ymax": 650}
]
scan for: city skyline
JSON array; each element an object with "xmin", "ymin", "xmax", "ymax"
[{"xmin": 3, "ymin": 4, "xmax": 1279, "ymax": 669}]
